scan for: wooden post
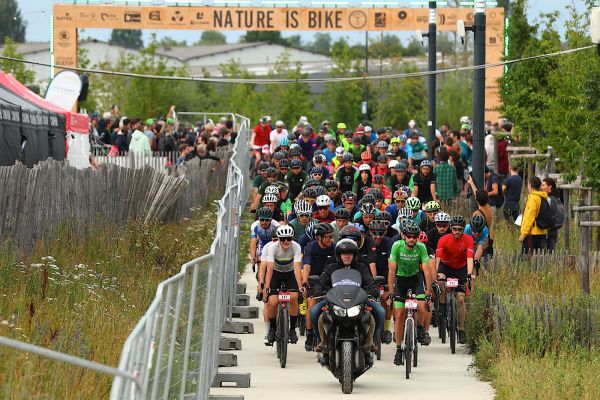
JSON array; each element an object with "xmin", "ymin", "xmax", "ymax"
[
  {"xmin": 563, "ymin": 188, "xmax": 570, "ymax": 249},
  {"xmin": 579, "ymin": 191, "xmax": 591, "ymax": 294}
]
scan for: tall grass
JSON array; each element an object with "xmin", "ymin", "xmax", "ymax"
[{"xmin": 0, "ymin": 208, "xmax": 217, "ymax": 399}]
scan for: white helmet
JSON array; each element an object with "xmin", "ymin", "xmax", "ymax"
[
  {"xmin": 335, "ymin": 146, "xmax": 345, "ymax": 156},
  {"xmin": 264, "ymin": 185, "xmax": 279, "ymax": 195},
  {"xmin": 389, "ymin": 160, "xmax": 400, "ymax": 169},
  {"xmin": 276, "ymin": 225, "xmax": 294, "ymax": 238},
  {"xmin": 275, "ymin": 120, "xmax": 284, "ymax": 127},
  {"xmin": 358, "ymin": 164, "xmax": 371, "ymax": 172},
  {"xmin": 262, "ymin": 194, "xmax": 278, "ymax": 203},
  {"xmin": 316, "ymin": 195, "xmax": 331, "ymax": 207},
  {"xmin": 294, "ymin": 199, "xmax": 313, "ymax": 216},
  {"xmin": 460, "ymin": 116, "xmax": 471, "ymax": 124},
  {"xmin": 265, "ymin": 115, "xmax": 272, "ymax": 122},
  {"xmin": 299, "ymin": 116, "xmax": 308, "ymax": 123}
]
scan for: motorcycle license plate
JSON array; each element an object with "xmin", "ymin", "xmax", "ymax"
[
  {"xmin": 447, "ymin": 278, "xmax": 459, "ymax": 288},
  {"xmin": 405, "ymin": 299, "xmax": 418, "ymax": 309},
  {"xmin": 278, "ymin": 293, "xmax": 291, "ymax": 302}
]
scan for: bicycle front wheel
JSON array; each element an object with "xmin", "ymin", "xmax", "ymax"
[
  {"xmin": 449, "ymin": 295, "xmax": 457, "ymax": 354},
  {"xmin": 404, "ymin": 317, "xmax": 413, "ymax": 379},
  {"xmin": 278, "ymin": 306, "xmax": 289, "ymax": 368}
]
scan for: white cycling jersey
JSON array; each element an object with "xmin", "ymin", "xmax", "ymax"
[{"xmin": 265, "ymin": 241, "xmax": 302, "ymax": 273}]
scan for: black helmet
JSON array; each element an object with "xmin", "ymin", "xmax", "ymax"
[
  {"xmin": 258, "ymin": 162, "xmax": 270, "ymax": 171},
  {"xmin": 315, "ymin": 222, "xmax": 334, "ymax": 237},
  {"xmin": 339, "ymin": 225, "xmax": 362, "ymax": 243},
  {"xmin": 257, "ymin": 207, "xmax": 273, "ymax": 220},
  {"xmin": 279, "ymin": 159, "xmax": 290, "ymax": 168},
  {"xmin": 342, "ymin": 191, "xmax": 357, "ymax": 202},
  {"xmin": 304, "ymin": 178, "xmax": 319, "ymax": 187},
  {"xmin": 368, "ymin": 220, "xmax": 387, "ymax": 234},
  {"xmin": 310, "ymin": 166, "xmax": 324, "ymax": 176},
  {"xmin": 290, "ymin": 159, "xmax": 303, "ymax": 168},
  {"xmin": 450, "ymin": 215, "xmax": 467, "ymax": 227},
  {"xmin": 369, "ymin": 188, "xmax": 384, "ymax": 201},
  {"xmin": 377, "ymin": 211, "xmax": 392, "ymax": 223},
  {"xmin": 273, "ymin": 151, "xmax": 286, "ymax": 160},
  {"xmin": 325, "ymin": 179, "xmax": 338, "ymax": 190},
  {"xmin": 335, "ymin": 208, "xmax": 351, "ymax": 220},
  {"xmin": 342, "ymin": 153, "xmax": 354, "ymax": 163},
  {"xmin": 360, "ymin": 202, "xmax": 376, "ymax": 216},
  {"xmin": 303, "ymin": 187, "xmax": 317, "ymax": 198},
  {"xmin": 361, "ymin": 194, "xmax": 376, "ymax": 205},
  {"xmin": 402, "ymin": 220, "xmax": 421, "ymax": 235},
  {"xmin": 314, "ymin": 186, "xmax": 326, "ymax": 196},
  {"xmin": 471, "ymin": 214, "xmax": 487, "ymax": 233},
  {"xmin": 266, "ymin": 167, "xmax": 277, "ymax": 176},
  {"xmin": 289, "ymin": 148, "xmax": 302, "ymax": 157},
  {"xmin": 335, "ymin": 239, "xmax": 359, "ymax": 263}
]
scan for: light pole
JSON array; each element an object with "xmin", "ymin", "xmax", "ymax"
[
  {"xmin": 363, "ymin": 30, "xmax": 369, "ymax": 122},
  {"xmin": 471, "ymin": 0, "xmax": 486, "ymax": 190},
  {"xmin": 427, "ymin": 1, "xmax": 437, "ymax": 159}
]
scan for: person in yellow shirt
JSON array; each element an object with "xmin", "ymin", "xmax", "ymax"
[{"xmin": 519, "ymin": 176, "xmax": 548, "ymax": 254}]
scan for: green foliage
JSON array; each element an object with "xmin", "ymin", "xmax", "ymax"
[
  {"xmin": 195, "ymin": 31, "xmax": 227, "ymax": 45},
  {"xmin": 218, "ymin": 59, "xmax": 262, "ymax": 123},
  {"xmin": 76, "ymin": 48, "xmax": 96, "ymax": 113},
  {"xmin": 436, "ymin": 72, "xmax": 473, "ymax": 128},
  {"xmin": 157, "ymin": 36, "xmax": 187, "ymax": 49},
  {"xmin": 109, "ymin": 29, "xmax": 143, "ymax": 49},
  {"xmin": 240, "ymin": 31, "xmax": 289, "ymax": 46},
  {"xmin": 0, "ymin": 37, "xmax": 35, "ymax": 84},
  {"xmin": 0, "ymin": 0, "xmax": 25, "ymax": 44},
  {"xmin": 306, "ymin": 33, "xmax": 332, "ymax": 55}
]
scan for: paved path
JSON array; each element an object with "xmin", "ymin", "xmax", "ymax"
[{"xmin": 212, "ymin": 267, "xmax": 495, "ymax": 399}]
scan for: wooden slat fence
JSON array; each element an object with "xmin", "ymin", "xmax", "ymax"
[{"xmin": 484, "ymin": 249, "xmax": 600, "ymax": 275}]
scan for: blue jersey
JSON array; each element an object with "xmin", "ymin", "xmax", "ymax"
[
  {"xmin": 464, "ymin": 224, "xmax": 489, "ymax": 246},
  {"xmin": 251, "ymin": 220, "xmax": 280, "ymax": 256}
]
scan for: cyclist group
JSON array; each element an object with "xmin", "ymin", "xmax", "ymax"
[{"xmin": 249, "ymin": 116, "xmax": 485, "ymax": 366}]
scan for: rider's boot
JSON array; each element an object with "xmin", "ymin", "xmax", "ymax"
[
  {"xmin": 458, "ymin": 330, "xmax": 467, "ymax": 344},
  {"xmin": 383, "ymin": 319, "xmax": 393, "ymax": 344},
  {"xmin": 394, "ymin": 345, "xmax": 404, "ymax": 365},
  {"xmin": 305, "ymin": 330, "xmax": 315, "ymax": 351},
  {"xmin": 289, "ymin": 316, "xmax": 298, "ymax": 344}
]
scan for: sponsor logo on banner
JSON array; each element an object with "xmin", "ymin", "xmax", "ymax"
[
  {"xmin": 398, "ymin": 10, "xmax": 407, "ymax": 20},
  {"xmin": 191, "ymin": 11, "xmax": 209, "ymax": 26},
  {"xmin": 124, "ymin": 12, "xmax": 142, "ymax": 23},
  {"xmin": 56, "ymin": 12, "xmax": 72, "ymax": 22},
  {"xmin": 348, "ymin": 10, "xmax": 367, "ymax": 29},
  {"xmin": 149, "ymin": 11, "xmax": 161, "ymax": 21},
  {"xmin": 374, "ymin": 12, "xmax": 386, "ymax": 28},
  {"xmin": 171, "ymin": 10, "xmax": 185, "ymax": 22},
  {"xmin": 100, "ymin": 12, "xmax": 118, "ymax": 21}
]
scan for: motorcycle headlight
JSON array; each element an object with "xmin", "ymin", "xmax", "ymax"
[
  {"xmin": 347, "ymin": 305, "xmax": 361, "ymax": 318},
  {"xmin": 333, "ymin": 305, "xmax": 347, "ymax": 317}
]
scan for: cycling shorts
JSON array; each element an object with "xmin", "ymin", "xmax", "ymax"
[
  {"xmin": 438, "ymin": 262, "xmax": 467, "ymax": 294},
  {"xmin": 268, "ymin": 270, "xmax": 298, "ymax": 295},
  {"xmin": 393, "ymin": 273, "xmax": 425, "ymax": 307}
]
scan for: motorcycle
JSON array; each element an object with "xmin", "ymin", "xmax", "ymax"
[{"xmin": 316, "ymin": 268, "xmax": 374, "ymax": 394}]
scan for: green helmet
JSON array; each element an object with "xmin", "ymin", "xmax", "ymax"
[
  {"xmin": 424, "ymin": 200, "xmax": 440, "ymax": 213},
  {"xmin": 405, "ymin": 197, "xmax": 421, "ymax": 211}
]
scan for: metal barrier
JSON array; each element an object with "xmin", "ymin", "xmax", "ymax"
[{"xmin": 110, "ymin": 113, "xmax": 251, "ymax": 400}]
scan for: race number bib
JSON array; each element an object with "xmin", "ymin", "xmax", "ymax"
[{"xmin": 447, "ymin": 278, "xmax": 459, "ymax": 288}]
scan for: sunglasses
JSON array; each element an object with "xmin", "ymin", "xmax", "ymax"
[
  {"xmin": 280, "ymin": 167, "xmax": 289, "ymax": 171},
  {"xmin": 327, "ymin": 188, "xmax": 337, "ymax": 192},
  {"xmin": 259, "ymin": 218, "xmax": 271, "ymax": 222},
  {"xmin": 292, "ymin": 166, "xmax": 301, "ymax": 170},
  {"xmin": 404, "ymin": 234, "xmax": 418, "ymax": 239},
  {"xmin": 395, "ymin": 199, "xmax": 406, "ymax": 203},
  {"xmin": 280, "ymin": 238, "xmax": 292, "ymax": 242},
  {"xmin": 436, "ymin": 223, "xmax": 449, "ymax": 228},
  {"xmin": 451, "ymin": 227, "xmax": 464, "ymax": 232},
  {"xmin": 371, "ymin": 232, "xmax": 384, "ymax": 237},
  {"xmin": 298, "ymin": 214, "xmax": 310, "ymax": 218},
  {"xmin": 304, "ymin": 197, "xmax": 315, "ymax": 202},
  {"xmin": 312, "ymin": 173, "xmax": 323, "ymax": 177},
  {"xmin": 318, "ymin": 206, "xmax": 329, "ymax": 210}
]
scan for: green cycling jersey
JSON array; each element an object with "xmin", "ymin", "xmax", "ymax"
[{"xmin": 389, "ymin": 240, "xmax": 429, "ymax": 277}]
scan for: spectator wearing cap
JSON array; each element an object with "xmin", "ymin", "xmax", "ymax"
[
  {"xmin": 349, "ymin": 135, "xmax": 365, "ymax": 163},
  {"xmin": 322, "ymin": 136, "xmax": 338, "ymax": 163},
  {"xmin": 388, "ymin": 161, "xmax": 414, "ymax": 193},
  {"xmin": 412, "ymin": 160, "xmax": 437, "ymax": 203},
  {"xmin": 408, "ymin": 132, "xmax": 428, "ymax": 171},
  {"xmin": 433, "ymin": 148, "xmax": 458, "ymax": 204},
  {"xmin": 270, "ymin": 120, "xmax": 288, "ymax": 153},
  {"xmin": 375, "ymin": 140, "xmax": 389, "ymax": 158},
  {"xmin": 298, "ymin": 125, "xmax": 317, "ymax": 160}
]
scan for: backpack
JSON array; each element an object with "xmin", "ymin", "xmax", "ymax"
[
  {"xmin": 548, "ymin": 196, "xmax": 565, "ymax": 229},
  {"xmin": 535, "ymin": 197, "xmax": 555, "ymax": 230}
]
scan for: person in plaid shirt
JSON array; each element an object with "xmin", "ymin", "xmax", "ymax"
[{"xmin": 433, "ymin": 148, "xmax": 458, "ymax": 205}]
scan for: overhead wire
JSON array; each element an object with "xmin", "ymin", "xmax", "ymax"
[{"xmin": 0, "ymin": 44, "xmax": 594, "ymax": 84}]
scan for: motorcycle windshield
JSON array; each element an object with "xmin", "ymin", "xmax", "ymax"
[{"xmin": 327, "ymin": 268, "xmax": 368, "ymax": 307}]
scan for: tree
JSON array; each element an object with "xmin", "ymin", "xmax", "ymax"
[
  {"xmin": 240, "ymin": 31, "xmax": 289, "ymax": 46},
  {"xmin": 369, "ymin": 34, "xmax": 403, "ymax": 59},
  {"xmin": 402, "ymin": 36, "xmax": 426, "ymax": 57},
  {"xmin": 76, "ymin": 47, "xmax": 97, "ymax": 113},
  {"xmin": 195, "ymin": 31, "xmax": 226, "ymax": 45},
  {"xmin": 307, "ymin": 33, "xmax": 332, "ymax": 55},
  {"xmin": 0, "ymin": 0, "xmax": 26, "ymax": 44},
  {"xmin": 217, "ymin": 60, "xmax": 262, "ymax": 123},
  {"xmin": 436, "ymin": 72, "xmax": 472, "ymax": 128},
  {"xmin": 286, "ymin": 35, "xmax": 302, "ymax": 49},
  {"xmin": 109, "ymin": 29, "xmax": 143, "ymax": 49},
  {"xmin": 0, "ymin": 37, "xmax": 35, "ymax": 84},
  {"xmin": 157, "ymin": 36, "xmax": 187, "ymax": 50}
]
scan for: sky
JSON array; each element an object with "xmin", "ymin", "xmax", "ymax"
[{"xmin": 17, "ymin": 0, "xmax": 586, "ymax": 47}]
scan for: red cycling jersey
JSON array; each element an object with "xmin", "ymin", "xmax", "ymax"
[
  {"xmin": 253, "ymin": 124, "xmax": 271, "ymax": 147},
  {"xmin": 435, "ymin": 233, "xmax": 474, "ymax": 269}
]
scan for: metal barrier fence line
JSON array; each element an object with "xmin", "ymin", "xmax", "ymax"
[{"xmin": 109, "ymin": 113, "xmax": 251, "ymax": 400}]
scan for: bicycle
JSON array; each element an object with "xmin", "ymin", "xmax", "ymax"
[
  {"xmin": 392, "ymin": 290, "xmax": 419, "ymax": 379},
  {"xmin": 298, "ymin": 296, "xmax": 307, "ymax": 336},
  {"xmin": 437, "ymin": 275, "xmax": 470, "ymax": 354},
  {"xmin": 374, "ymin": 277, "xmax": 388, "ymax": 361},
  {"xmin": 271, "ymin": 282, "xmax": 300, "ymax": 368}
]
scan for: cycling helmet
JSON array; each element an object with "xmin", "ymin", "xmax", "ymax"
[
  {"xmin": 420, "ymin": 159, "xmax": 433, "ymax": 169},
  {"xmin": 304, "ymin": 178, "xmax": 319, "ymax": 187},
  {"xmin": 310, "ymin": 166, "xmax": 324, "ymax": 176},
  {"xmin": 402, "ymin": 220, "xmax": 421, "ymax": 236},
  {"xmin": 305, "ymin": 221, "xmax": 317, "ymax": 240},
  {"xmin": 316, "ymin": 195, "xmax": 331, "ymax": 207},
  {"xmin": 314, "ymin": 186, "xmax": 326, "ymax": 196},
  {"xmin": 264, "ymin": 185, "xmax": 279, "ymax": 195},
  {"xmin": 361, "ymin": 151, "xmax": 372, "ymax": 162},
  {"xmin": 257, "ymin": 207, "xmax": 273, "ymax": 220},
  {"xmin": 336, "ymin": 146, "xmax": 345, "ymax": 156},
  {"xmin": 377, "ymin": 140, "xmax": 388, "ymax": 148},
  {"xmin": 279, "ymin": 159, "xmax": 290, "ymax": 168},
  {"xmin": 335, "ymin": 239, "xmax": 359, "ymax": 261},
  {"xmin": 377, "ymin": 211, "xmax": 392, "ymax": 223},
  {"xmin": 342, "ymin": 153, "xmax": 354, "ymax": 163},
  {"xmin": 280, "ymin": 150, "xmax": 289, "ymax": 159},
  {"xmin": 294, "ymin": 200, "xmax": 313, "ymax": 216},
  {"xmin": 276, "ymin": 225, "xmax": 294, "ymax": 239},
  {"xmin": 288, "ymin": 133, "xmax": 298, "ymax": 142},
  {"xmin": 262, "ymin": 194, "xmax": 278, "ymax": 204},
  {"xmin": 389, "ymin": 160, "xmax": 400, "ymax": 170},
  {"xmin": 303, "ymin": 187, "xmax": 317, "ymax": 199},
  {"xmin": 369, "ymin": 188, "xmax": 384, "ymax": 201},
  {"xmin": 335, "ymin": 208, "xmax": 351, "ymax": 220},
  {"xmin": 342, "ymin": 191, "xmax": 357, "ymax": 202},
  {"xmin": 313, "ymin": 154, "xmax": 326, "ymax": 164},
  {"xmin": 471, "ymin": 214, "xmax": 487, "ymax": 233},
  {"xmin": 275, "ymin": 120, "xmax": 285, "ymax": 127},
  {"xmin": 279, "ymin": 137, "xmax": 290, "ymax": 147},
  {"xmin": 266, "ymin": 167, "xmax": 277, "ymax": 176},
  {"xmin": 361, "ymin": 194, "xmax": 376, "ymax": 205},
  {"xmin": 258, "ymin": 162, "xmax": 270, "ymax": 171},
  {"xmin": 315, "ymin": 222, "xmax": 334, "ymax": 237},
  {"xmin": 434, "ymin": 212, "xmax": 451, "ymax": 223},
  {"xmin": 369, "ymin": 220, "xmax": 387, "ymax": 234},
  {"xmin": 373, "ymin": 174, "xmax": 385, "ymax": 184},
  {"xmin": 324, "ymin": 134, "xmax": 335, "ymax": 143},
  {"xmin": 273, "ymin": 151, "xmax": 285, "ymax": 161},
  {"xmin": 358, "ymin": 164, "xmax": 371, "ymax": 172},
  {"xmin": 393, "ymin": 189, "xmax": 408, "ymax": 201},
  {"xmin": 325, "ymin": 180, "xmax": 338, "ymax": 190},
  {"xmin": 360, "ymin": 202, "xmax": 376, "ymax": 216},
  {"xmin": 450, "ymin": 215, "xmax": 467, "ymax": 227},
  {"xmin": 390, "ymin": 137, "xmax": 401, "ymax": 145},
  {"xmin": 392, "ymin": 162, "xmax": 407, "ymax": 171},
  {"xmin": 418, "ymin": 231, "xmax": 429, "ymax": 243},
  {"xmin": 289, "ymin": 148, "xmax": 302, "ymax": 157},
  {"xmin": 424, "ymin": 200, "xmax": 441, "ymax": 213},
  {"xmin": 406, "ymin": 197, "xmax": 421, "ymax": 210},
  {"xmin": 352, "ymin": 136, "xmax": 362, "ymax": 144},
  {"xmin": 339, "ymin": 225, "xmax": 362, "ymax": 243},
  {"xmin": 290, "ymin": 159, "xmax": 303, "ymax": 168},
  {"xmin": 398, "ymin": 207, "xmax": 413, "ymax": 219},
  {"xmin": 377, "ymin": 154, "xmax": 388, "ymax": 163},
  {"xmin": 337, "ymin": 122, "xmax": 347, "ymax": 130}
]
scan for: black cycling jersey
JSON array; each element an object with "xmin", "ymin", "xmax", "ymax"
[
  {"xmin": 302, "ymin": 241, "xmax": 335, "ymax": 277},
  {"xmin": 285, "ymin": 170, "xmax": 307, "ymax": 200},
  {"xmin": 336, "ymin": 167, "xmax": 358, "ymax": 193},
  {"xmin": 373, "ymin": 236, "xmax": 394, "ymax": 277},
  {"xmin": 426, "ymin": 227, "xmax": 449, "ymax": 252},
  {"xmin": 419, "ymin": 218, "xmax": 436, "ymax": 233}
]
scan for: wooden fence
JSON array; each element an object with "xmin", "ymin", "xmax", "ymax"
[
  {"xmin": 484, "ymin": 293, "xmax": 600, "ymax": 349},
  {"xmin": 0, "ymin": 148, "xmax": 232, "ymax": 250},
  {"xmin": 484, "ymin": 249, "xmax": 600, "ymax": 275}
]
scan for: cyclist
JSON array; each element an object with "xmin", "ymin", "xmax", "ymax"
[
  {"xmin": 370, "ymin": 175, "xmax": 392, "ymax": 206},
  {"xmin": 464, "ymin": 213, "xmax": 489, "ymax": 273},
  {"xmin": 331, "ymin": 207, "xmax": 352, "ymax": 242},
  {"xmin": 435, "ymin": 215, "xmax": 474, "ymax": 344},
  {"xmin": 355, "ymin": 164, "xmax": 373, "ymax": 199},
  {"xmin": 313, "ymin": 195, "xmax": 336, "ymax": 222},
  {"xmin": 353, "ymin": 202, "xmax": 377, "ymax": 232},
  {"xmin": 302, "ymin": 223, "xmax": 336, "ymax": 351},
  {"xmin": 262, "ymin": 225, "xmax": 303, "ymax": 345},
  {"xmin": 357, "ymin": 151, "xmax": 376, "ymax": 169},
  {"xmin": 312, "ymin": 239, "xmax": 382, "ymax": 359},
  {"xmin": 339, "ymin": 225, "xmax": 377, "ymax": 288},
  {"xmin": 261, "ymin": 193, "xmax": 285, "ymax": 223},
  {"xmin": 349, "ymin": 135, "xmax": 366, "ymax": 162},
  {"xmin": 298, "ymin": 220, "xmax": 317, "ymax": 251},
  {"xmin": 369, "ymin": 220, "xmax": 395, "ymax": 344},
  {"xmin": 289, "ymin": 200, "xmax": 317, "ymax": 242},
  {"xmin": 252, "ymin": 116, "xmax": 272, "ymax": 167},
  {"xmin": 285, "ymin": 159, "xmax": 307, "ymax": 201},
  {"xmin": 420, "ymin": 200, "xmax": 441, "ymax": 232},
  {"xmin": 324, "ymin": 179, "xmax": 341, "ymax": 207},
  {"xmin": 251, "ymin": 162, "xmax": 270, "ymax": 213},
  {"xmin": 331, "ymin": 146, "xmax": 345, "ymax": 171},
  {"xmin": 335, "ymin": 153, "xmax": 359, "ymax": 193},
  {"xmin": 277, "ymin": 159, "xmax": 290, "ymax": 182},
  {"xmin": 388, "ymin": 220, "xmax": 432, "ymax": 365},
  {"xmin": 405, "ymin": 196, "xmax": 426, "ymax": 225},
  {"xmin": 385, "ymin": 187, "xmax": 410, "ymax": 223},
  {"xmin": 250, "ymin": 208, "xmax": 280, "ymax": 272},
  {"xmin": 412, "ymin": 159, "xmax": 438, "ymax": 204},
  {"xmin": 372, "ymin": 154, "xmax": 390, "ymax": 178},
  {"xmin": 389, "ymin": 137, "xmax": 408, "ymax": 160},
  {"xmin": 322, "ymin": 137, "xmax": 338, "ymax": 163},
  {"xmin": 389, "ymin": 161, "xmax": 414, "ymax": 192},
  {"xmin": 426, "ymin": 211, "xmax": 451, "ymax": 251}
]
